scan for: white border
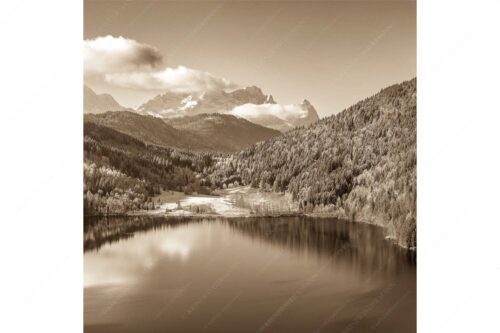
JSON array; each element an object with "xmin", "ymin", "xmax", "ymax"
[
  {"xmin": 418, "ymin": 0, "xmax": 500, "ymax": 331},
  {"xmin": 0, "ymin": 0, "xmax": 82, "ymax": 331},
  {"xmin": 1, "ymin": 0, "xmax": 499, "ymax": 332}
]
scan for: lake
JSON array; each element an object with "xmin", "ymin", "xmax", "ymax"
[{"xmin": 84, "ymin": 216, "xmax": 416, "ymax": 333}]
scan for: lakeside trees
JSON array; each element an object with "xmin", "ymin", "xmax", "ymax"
[
  {"xmin": 208, "ymin": 78, "xmax": 417, "ymax": 247},
  {"xmin": 83, "ymin": 79, "xmax": 417, "ymax": 248},
  {"xmin": 84, "ymin": 122, "xmax": 215, "ymax": 216}
]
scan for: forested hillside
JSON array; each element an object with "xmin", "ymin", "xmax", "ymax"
[
  {"xmin": 165, "ymin": 113, "xmax": 281, "ymax": 152},
  {"xmin": 85, "ymin": 111, "xmax": 280, "ymax": 152},
  {"xmin": 208, "ymin": 78, "xmax": 416, "ymax": 247},
  {"xmin": 84, "ymin": 122, "xmax": 215, "ymax": 216},
  {"xmin": 85, "ymin": 111, "xmax": 211, "ymax": 151}
]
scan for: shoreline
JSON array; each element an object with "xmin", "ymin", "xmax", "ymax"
[
  {"xmin": 85, "ymin": 212, "xmax": 415, "ymax": 252},
  {"xmin": 85, "ymin": 186, "xmax": 415, "ymax": 251}
]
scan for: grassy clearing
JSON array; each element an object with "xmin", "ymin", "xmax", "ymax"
[{"xmin": 152, "ymin": 190, "xmax": 188, "ymax": 205}]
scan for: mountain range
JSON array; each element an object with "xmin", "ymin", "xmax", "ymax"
[
  {"xmin": 137, "ymin": 86, "xmax": 319, "ymax": 132},
  {"xmin": 84, "ymin": 85, "xmax": 319, "ymax": 132},
  {"xmin": 84, "ymin": 78, "xmax": 417, "ymax": 248}
]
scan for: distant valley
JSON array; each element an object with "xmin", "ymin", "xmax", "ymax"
[{"xmin": 83, "ymin": 78, "xmax": 416, "ymax": 248}]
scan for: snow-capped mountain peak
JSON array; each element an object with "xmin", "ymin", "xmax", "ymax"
[
  {"xmin": 136, "ymin": 86, "xmax": 319, "ymax": 132},
  {"xmin": 180, "ymin": 96, "xmax": 198, "ymax": 110}
]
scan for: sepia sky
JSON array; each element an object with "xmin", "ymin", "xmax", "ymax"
[{"xmin": 84, "ymin": 0, "xmax": 416, "ymax": 117}]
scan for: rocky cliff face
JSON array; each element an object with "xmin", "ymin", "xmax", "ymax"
[{"xmin": 137, "ymin": 86, "xmax": 319, "ymax": 131}]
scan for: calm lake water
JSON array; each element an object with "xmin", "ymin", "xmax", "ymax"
[{"xmin": 84, "ymin": 216, "xmax": 416, "ymax": 333}]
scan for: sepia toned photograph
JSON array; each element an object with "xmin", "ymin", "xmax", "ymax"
[
  {"xmin": 5, "ymin": 0, "xmax": 500, "ymax": 332},
  {"xmin": 83, "ymin": 1, "xmax": 416, "ymax": 332}
]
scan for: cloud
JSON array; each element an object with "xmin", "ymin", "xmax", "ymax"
[
  {"xmin": 84, "ymin": 36, "xmax": 237, "ymax": 93},
  {"xmin": 104, "ymin": 66, "xmax": 237, "ymax": 93},
  {"xmin": 84, "ymin": 35, "xmax": 162, "ymax": 75},
  {"xmin": 229, "ymin": 103, "xmax": 308, "ymax": 121}
]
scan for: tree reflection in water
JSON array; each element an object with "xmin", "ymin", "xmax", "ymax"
[
  {"xmin": 85, "ymin": 215, "xmax": 415, "ymax": 276},
  {"xmin": 227, "ymin": 217, "xmax": 415, "ymax": 277}
]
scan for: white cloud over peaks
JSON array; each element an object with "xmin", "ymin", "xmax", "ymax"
[
  {"xmin": 229, "ymin": 103, "xmax": 309, "ymax": 121},
  {"xmin": 84, "ymin": 35, "xmax": 162, "ymax": 75},
  {"xmin": 104, "ymin": 66, "xmax": 236, "ymax": 93}
]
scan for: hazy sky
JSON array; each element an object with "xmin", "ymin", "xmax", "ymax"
[{"xmin": 84, "ymin": 0, "xmax": 416, "ymax": 117}]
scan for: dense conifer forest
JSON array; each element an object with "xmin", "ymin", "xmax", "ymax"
[
  {"xmin": 83, "ymin": 122, "xmax": 215, "ymax": 216},
  {"xmin": 208, "ymin": 78, "xmax": 416, "ymax": 247},
  {"xmin": 83, "ymin": 79, "xmax": 416, "ymax": 247}
]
